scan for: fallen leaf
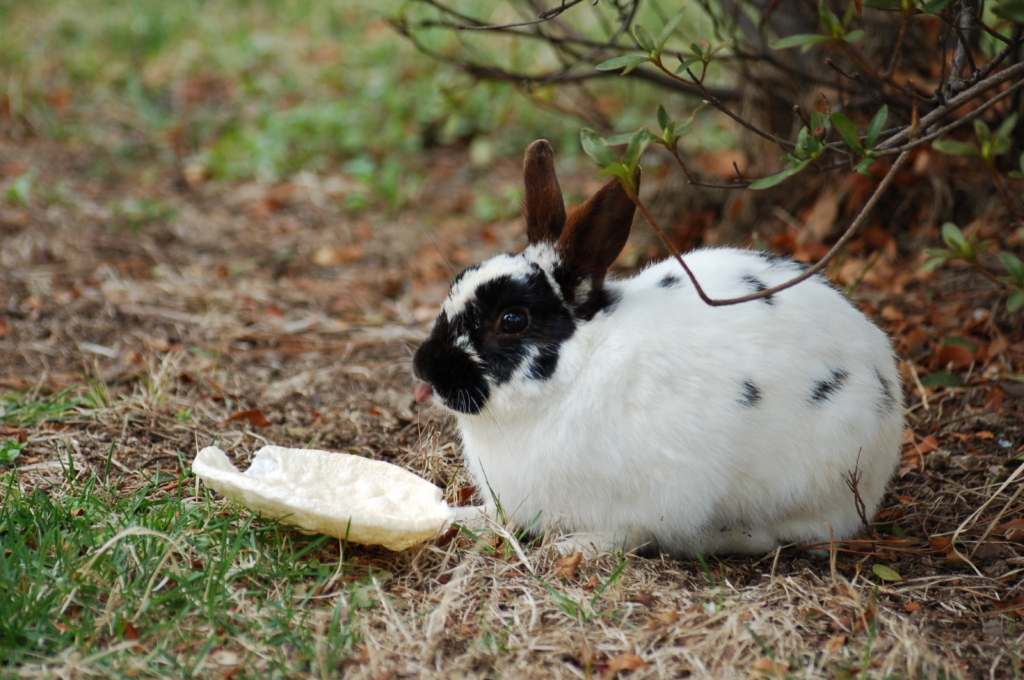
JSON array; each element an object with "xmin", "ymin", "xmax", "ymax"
[
  {"xmin": 606, "ymin": 653, "xmax": 647, "ymax": 672},
  {"xmin": 751, "ymin": 657, "xmax": 789, "ymax": 675},
  {"xmin": 928, "ymin": 536, "xmax": 953, "ymax": 553},
  {"xmin": 0, "ymin": 316, "xmax": 9, "ymax": 338},
  {"xmin": 646, "ymin": 610, "xmax": 681, "ymax": 628},
  {"xmin": 994, "ymin": 518, "xmax": 1024, "ymax": 542},
  {"xmin": 313, "ymin": 244, "xmax": 366, "ymax": 266},
  {"xmin": 226, "ymin": 409, "xmax": 271, "ymax": 427},
  {"xmin": 454, "ymin": 485, "xmax": 477, "ymax": 506},
  {"xmin": 123, "ymin": 621, "xmax": 140, "ymax": 641},
  {"xmin": 552, "ymin": 551, "xmax": 583, "ymax": 580},
  {"xmin": 905, "ymin": 602, "xmax": 922, "ymax": 612},
  {"xmin": 872, "ymin": 564, "xmax": 902, "ymax": 582},
  {"xmin": 993, "ymin": 595, "xmax": 1024, "ymax": 616},
  {"xmin": 934, "ymin": 343, "xmax": 974, "ymax": 369},
  {"xmin": 631, "ymin": 590, "xmax": 654, "ymax": 607},
  {"xmin": 584, "ymin": 574, "xmax": 600, "ymax": 590},
  {"xmin": 824, "ymin": 634, "xmax": 846, "ymax": 653}
]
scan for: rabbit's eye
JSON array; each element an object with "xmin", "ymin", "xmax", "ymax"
[{"xmin": 498, "ymin": 308, "xmax": 529, "ymax": 335}]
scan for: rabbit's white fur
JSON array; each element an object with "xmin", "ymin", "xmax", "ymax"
[
  {"xmin": 456, "ymin": 246, "xmax": 902, "ymax": 556},
  {"xmin": 413, "ymin": 140, "xmax": 903, "ymax": 556}
]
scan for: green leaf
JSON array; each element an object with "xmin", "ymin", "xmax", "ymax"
[
  {"xmin": 993, "ymin": 0, "xmax": 1024, "ymax": 23},
  {"xmin": 1008, "ymin": 289, "xmax": 1024, "ymax": 313},
  {"xmin": 1011, "ymin": 151, "xmax": 1024, "ymax": 179},
  {"xmin": 844, "ymin": 29, "xmax": 866, "ymax": 42},
  {"xmin": 830, "ymin": 112, "xmax": 864, "ymax": 153},
  {"xmin": 595, "ymin": 54, "xmax": 650, "ymax": 73},
  {"xmin": 795, "ymin": 126, "xmax": 813, "ymax": 157},
  {"xmin": 973, "ymin": 119, "xmax": 992, "ymax": 145},
  {"xmin": 674, "ymin": 57, "xmax": 704, "ymax": 74},
  {"xmin": 1000, "ymin": 251, "xmax": 1024, "ymax": 281},
  {"xmin": 580, "ymin": 129, "xmax": 618, "ymax": 168},
  {"xmin": 819, "ymin": 0, "xmax": 841, "ymax": 33},
  {"xmin": 634, "ymin": 24, "xmax": 656, "ymax": 55},
  {"xmin": 920, "ymin": 0, "xmax": 953, "ymax": 12},
  {"xmin": 606, "ymin": 132, "xmax": 635, "ymax": 146},
  {"xmin": 933, "ymin": 140, "xmax": 982, "ymax": 159},
  {"xmin": 872, "ymin": 564, "xmax": 902, "ymax": 582},
  {"xmin": 943, "ymin": 336, "xmax": 978, "ymax": 353},
  {"xmin": 772, "ymin": 33, "xmax": 830, "ymax": 50},
  {"xmin": 865, "ymin": 105, "xmax": 888, "ymax": 149},
  {"xmin": 0, "ymin": 440, "xmax": 24, "ymax": 465},
  {"xmin": 657, "ymin": 105, "xmax": 672, "ymax": 134},
  {"xmin": 749, "ymin": 158, "xmax": 812, "ymax": 189},
  {"xmin": 855, "ymin": 158, "xmax": 873, "ymax": 176},
  {"xmin": 920, "ymin": 372, "xmax": 965, "ymax": 387},
  {"xmin": 810, "ymin": 110, "xmax": 831, "ymax": 134},
  {"xmin": 709, "ymin": 39, "xmax": 733, "ymax": 55},
  {"xmin": 992, "ymin": 113, "xmax": 1017, "ymax": 156},
  {"xmin": 624, "ymin": 128, "xmax": 652, "ymax": 172},
  {"xmin": 940, "ymin": 222, "xmax": 967, "ymax": 250},
  {"xmin": 656, "ymin": 8, "xmax": 686, "ymax": 50}
]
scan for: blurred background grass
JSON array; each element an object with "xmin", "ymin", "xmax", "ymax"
[{"xmin": 0, "ymin": 0, "xmax": 721, "ymax": 208}]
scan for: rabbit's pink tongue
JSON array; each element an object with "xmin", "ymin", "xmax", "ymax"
[{"xmin": 414, "ymin": 383, "xmax": 433, "ymax": 404}]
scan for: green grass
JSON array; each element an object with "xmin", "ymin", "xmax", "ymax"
[
  {"xmin": 0, "ymin": 0, "xmax": 724, "ymax": 210},
  {"xmin": 0, "ymin": 0, "xmax": 615, "ymax": 196},
  {"xmin": 0, "ymin": 387, "xmax": 97, "ymax": 429},
  {"xmin": 0, "ymin": 463, "xmax": 385, "ymax": 677}
]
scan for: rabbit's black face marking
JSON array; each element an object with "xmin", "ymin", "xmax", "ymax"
[
  {"xmin": 414, "ymin": 255, "xmax": 577, "ymax": 414},
  {"xmin": 739, "ymin": 380, "xmax": 762, "ymax": 407},
  {"xmin": 469, "ymin": 270, "xmax": 576, "ymax": 386},
  {"xmin": 875, "ymin": 368, "xmax": 897, "ymax": 414},
  {"xmin": 658, "ymin": 273, "xmax": 681, "ymax": 288},
  {"xmin": 413, "ymin": 312, "xmax": 491, "ymax": 415},
  {"xmin": 810, "ymin": 368, "xmax": 850, "ymax": 403},
  {"xmin": 742, "ymin": 274, "xmax": 774, "ymax": 305}
]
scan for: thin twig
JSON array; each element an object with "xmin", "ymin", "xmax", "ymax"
[
  {"xmin": 874, "ymin": 76, "xmax": 1024, "ymax": 156},
  {"xmin": 626, "ymin": 150, "xmax": 912, "ymax": 307},
  {"xmin": 877, "ymin": 61, "xmax": 1024, "ymax": 149},
  {"xmin": 454, "ymin": 0, "xmax": 588, "ymax": 30}
]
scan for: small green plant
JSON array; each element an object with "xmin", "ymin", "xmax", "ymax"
[
  {"xmin": 5, "ymin": 167, "xmax": 36, "ymax": 206},
  {"xmin": 0, "ymin": 387, "xmax": 94, "ymax": 428},
  {"xmin": 771, "ymin": 0, "xmax": 867, "ymax": 52},
  {"xmin": 0, "ymin": 440, "xmax": 25, "ymax": 465},
  {"xmin": 933, "ymin": 113, "xmax": 1018, "ymax": 171},
  {"xmin": 111, "ymin": 197, "xmax": 178, "ymax": 233},
  {"xmin": 924, "ymin": 222, "xmax": 1024, "ymax": 312}
]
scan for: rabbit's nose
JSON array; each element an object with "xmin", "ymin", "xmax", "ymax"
[{"xmin": 414, "ymin": 383, "xmax": 433, "ymax": 404}]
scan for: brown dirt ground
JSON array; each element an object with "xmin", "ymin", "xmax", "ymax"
[{"xmin": 2, "ymin": 135, "xmax": 1024, "ymax": 679}]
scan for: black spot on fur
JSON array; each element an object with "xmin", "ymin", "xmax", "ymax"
[
  {"xmin": 529, "ymin": 348, "xmax": 560, "ymax": 380},
  {"xmin": 876, "ymin": 368, "xmax": 897, "ymax": 414},
  {"xmin": 659, "ymin": 273, "xmax": 681, "ymax": 288},
  {"xmin": 759, "ymin": 251, "xmax": 809, "ymax": 272},
  {"xmin": 811, "ymin": 368, "xmax": 850, "ymax": 403},
  {"xmin": 739, "ymin": 380, "xmax": 762, "ymax": 407},
  {"xmin": 757, "ymin": 250, "xmax": 850, "ymax": 297},
  {"xmin": 742, "ymin": 274, "xmax": 774, "ymax": 305}
]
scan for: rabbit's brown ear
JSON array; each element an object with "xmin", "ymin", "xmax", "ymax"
[
  {"xmin": 557, "ymin": 172, "xmax": 638, "ymax": 292},
  {"xmin": 523, "ymin": 140, "xmax": 566, "ymax": 244}
]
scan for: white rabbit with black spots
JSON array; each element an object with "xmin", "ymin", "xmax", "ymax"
[{"xmin": 413, "ymin": 140, "xmax": 903, "ymax": 557}]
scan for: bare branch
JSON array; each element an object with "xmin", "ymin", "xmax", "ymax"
[
  {"xmin": 626, "ymin": 150, "xmax": 913, "ymax": 307},
  {"xmin": 453, "ymin": 0, "xmax": 589, "ymax": 30}
]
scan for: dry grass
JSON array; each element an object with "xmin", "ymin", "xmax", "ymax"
[{"xmin": 3, "ymin": 137, "xmax": 1024, "ymax": 679}]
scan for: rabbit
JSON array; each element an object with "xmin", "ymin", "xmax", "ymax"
[{"xmin": 412, "ymin": 139, "xmax": 903, "ymax": 557}]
